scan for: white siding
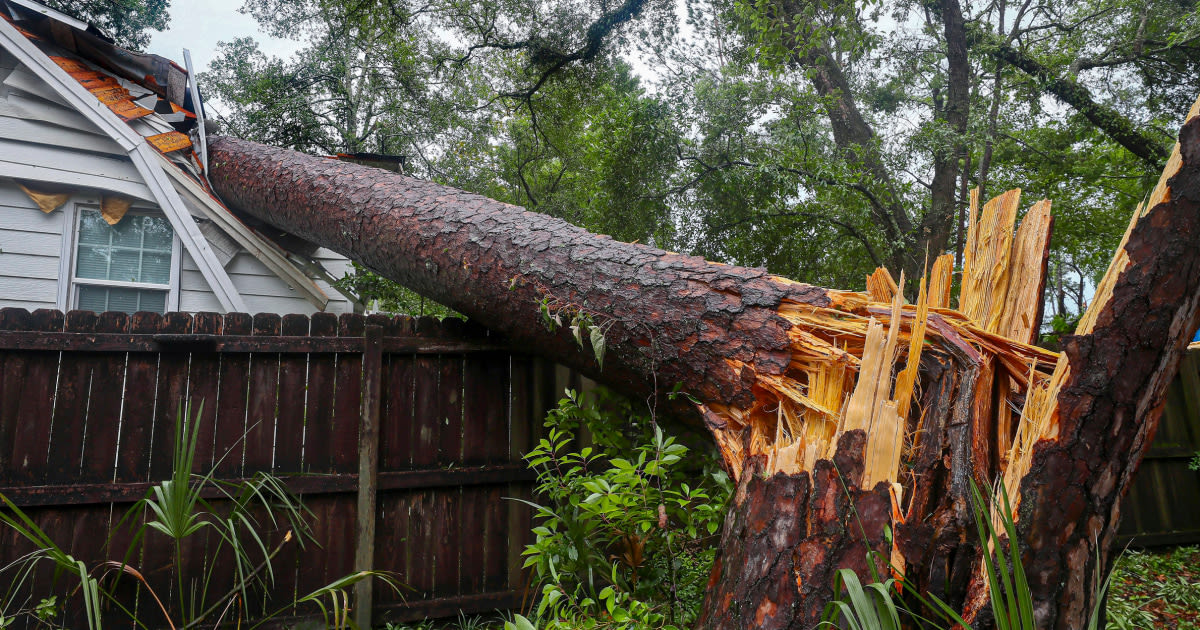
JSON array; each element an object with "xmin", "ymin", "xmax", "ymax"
[
  {"xmin": 0, "ymin": 178, "xmax": 63, "ymax": 309},
  {"xmin": 0, "ymin": 54, "xmax": 360, "ymax": 317},
  {"xmin": 180, "ymin": 251, "xmax": 358, "ymax": 316}
]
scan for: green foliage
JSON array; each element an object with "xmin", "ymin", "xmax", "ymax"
[
  {"xmin": 537, "ymin": 296, "xmax": 612, "ymax": 370},
  {"xmin": 517, "ymin": 390, "xmax": 731, "ymax": 629},
  {"xmin": 968, "ymin": 482, "xmax": 1035, "ymax": 630},
  {"xmin": 819, "ymin": 479, "xmax": 1147, "ymax": 630},
  {"xmin": 820, "ymin": 570, "xmax": 904, "ymax": 630},
  {"xmin": 1107, "ymin": 546, "xmax": 1200, "ymax": 629},
  {"xmin": 0, "ymin": 400, "xmax": 399, "ymax": 630},
  {"xmin": 41, "ymin": 0, "xmax": 169, "ymax": 50},
  {"xmin": 131, "ymin": 0, "xmax": 1196, "ymax": 318},
  {"xmin": 332, "ymin": 262, "xmax": 462, "ymax": 319},
  {"xmin": 1039, "ymin": 312, "xmax": 1082, "ymax": 351}
]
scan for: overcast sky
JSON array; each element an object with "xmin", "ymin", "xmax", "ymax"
[{"xmin": 145, "ymin": 0, "xmax": 302, "ymax": 72}]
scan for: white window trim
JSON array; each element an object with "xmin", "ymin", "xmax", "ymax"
[{"xmin": 57, "ymin": 200, "xmax": 182, "ymax": 313}]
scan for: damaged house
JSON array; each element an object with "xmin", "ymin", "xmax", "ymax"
[{"xmin": 0, "ymin": 0, "xmax": 362, "ymax": 315}]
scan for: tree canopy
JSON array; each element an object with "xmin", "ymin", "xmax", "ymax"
[
  {"xmin": 43, "ymin": 0, "xmax": 170, "ymax": 50},
  {"xmin": 198, "ymin": 0, "xmax": 1200, "ymax": 323}
]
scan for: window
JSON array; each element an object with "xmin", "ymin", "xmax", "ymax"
[{"xmin": 71, "ymin": 208, "xmax": 177, "ymax": 314}]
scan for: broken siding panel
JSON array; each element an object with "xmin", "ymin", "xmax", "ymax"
[
  {"xmin": 2, "ymin": 62, "xmax": 70, "ymax": 107},
  {"xmin": 0, "ymin": 138, "xmax": 153, "ymax": 201},
  {"xmin": 0, "ymin": 178, "xmax": 62, "ymax": 308},
  {"xmin": 0, "ymin": 88, "xmax": 108, "ymax": 136}
]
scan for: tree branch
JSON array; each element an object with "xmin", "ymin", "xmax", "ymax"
[{"xmin": 970, "ymin": 28, "xmax": 1170, "ymax": 166}]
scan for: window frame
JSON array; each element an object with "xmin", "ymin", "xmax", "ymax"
[{"xmin": 57, "ymin": 201, "xmax": 182, "ymax": 313}]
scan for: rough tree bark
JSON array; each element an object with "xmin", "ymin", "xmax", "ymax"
[{"xmin": 206, "ymin": 97, "xmax": 1200, "ymax": 629}]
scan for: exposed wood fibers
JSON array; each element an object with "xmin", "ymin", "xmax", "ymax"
[
  {"xmin": 704, "ymin": 188, "xmax": 1070, "ymax": 581},
  {"xmin": 705, "ymin": 98, "xmax": 1198, "ymax": 617},
  {"xmin": 994, "ymin": 96, "xmax": 1200, "ymax": 532}
]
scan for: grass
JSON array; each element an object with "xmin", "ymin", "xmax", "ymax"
[{"xmin": 1107, "ymin": 546, "xmax": 1200, "ymax": 629}]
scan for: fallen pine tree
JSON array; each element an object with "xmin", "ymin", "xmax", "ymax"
[{"xmin": 206, "ymin": 96, "xmax": 1200, "ymax": 629}]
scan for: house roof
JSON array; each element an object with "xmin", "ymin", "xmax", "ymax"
[{"xmin": 0, "ymin": 0, "xmax": 347, "ymax": 312}]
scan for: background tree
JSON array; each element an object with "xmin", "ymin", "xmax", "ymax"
[
  {"xmin": 40, "ymin": 0, "xmax": 169, "ymax": 49},
  {"xmin": 200, "ymin": 0, "xmax": 1198, "ymax": 322}
]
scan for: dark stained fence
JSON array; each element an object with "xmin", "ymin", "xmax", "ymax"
[
  {"xmin": 0, "ymin": 308, "xmax": 563, "ymax": 627},
  {"xmin": 1118, "ymin": 348, "xmax": 1200, "ymax": 547}
]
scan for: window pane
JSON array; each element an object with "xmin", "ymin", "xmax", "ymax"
[
  {"xmin": 110, "ymin": 215, "xmax": 142, "ymax": 247},
  {"xmin": 138, "ymin": 290, "xmax": 166, "ymax": 313},
  {"xmin": 76, "ymin": 286, "xmax": 168, "ymax": 315},
  {"xmin": 107, "ymin": 287, "xmax": 140, "ymax": 313},
  {"xmin": 142, "ymin": 217, "xmax": 173, "ymax": 250},
  {"xmin": 110, "ymin": 249, "xmax": 142, "ymax": 282},
  {"xmin": 77, "ymin": 285, "xmax": 108, "ymax": 312},
  {"xmin": 76, "ymin": 244, "xmax": 111, "ymax": 280},
  {"xmin": 75, "ymin": 209, "xmax": 174, "ymax": 287},
  {"xmin": 142, "ymin": 252, "xmax": 171, "ymax": 284},
  {"xmin": 77, "ymin": 212, "xmax": 109, "ymax": 245}
]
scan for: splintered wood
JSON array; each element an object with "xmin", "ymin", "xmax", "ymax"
[
  {"xmin": 704, "ymin": 188, "xmax": 1060, "ymax": 498},
  {"xmin": 995, "ymin": 96, "xmax": 1200, "ymax": 524}
]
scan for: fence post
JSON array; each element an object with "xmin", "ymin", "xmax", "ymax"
[{"xmin": 355, "ymin": 325, "xmax": 383, "ymax": 629}]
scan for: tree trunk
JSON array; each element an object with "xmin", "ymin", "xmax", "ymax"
[
  {"xmin": 208, "ymin": 134, "xmax": 833, "ymax": 419},
  {"xmin": 206, "ymin": 98, "xmax": 1200, "ymax": 629},
  {"xmin": 923, "ymin": 0, "xmax": 971, "ymax": 260}
]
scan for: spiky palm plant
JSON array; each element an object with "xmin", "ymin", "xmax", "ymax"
[{"xmin": 0, "ymin": 399, "xmax": 399, "ymax": 630}]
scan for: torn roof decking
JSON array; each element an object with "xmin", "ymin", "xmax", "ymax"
[{"xmin": 0, "ymin": 1, "xmax": 338, "ymax": 311}]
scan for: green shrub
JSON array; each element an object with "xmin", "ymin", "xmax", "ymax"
[{"xmin": 516, "ymin": 390, "xmax": 731, "ymax": 629}]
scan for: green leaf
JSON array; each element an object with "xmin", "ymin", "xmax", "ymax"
[{"xmin": 590, "ymin": 326, "xmax": 606, "ymax": 369}]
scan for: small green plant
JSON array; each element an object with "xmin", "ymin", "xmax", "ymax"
[
  {"xmin": 820, "ymin": 569, "xmax": 904, "ymax": 630},
  {"xmin": 0, "ymin": 400, "xmax": 399, "ymax": 630},
  {"xmin": 821, "ymin": 479, "xmax": 1120, "ymax": 630},
  {"xmin": 516, "ymin": 390, "xmax": 730, "ymax": 629},
  {"xmin": 1107, "ymin": 545, "xmax": 1200, "ymax": 628},
  {"xmin": 536, "ymin": 296, "xmax": 612, "ymax": 370}
]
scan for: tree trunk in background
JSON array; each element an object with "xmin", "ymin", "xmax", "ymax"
[{"xmin": 206, "ymin": 99, "xmax": 1200, "ymax": 629}]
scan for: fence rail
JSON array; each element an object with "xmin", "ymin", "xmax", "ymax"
[{"xmin": 0, "ymin": 307, "xmax": 562, "ymax": 628}]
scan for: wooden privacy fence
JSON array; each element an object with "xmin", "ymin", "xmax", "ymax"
[
  {"xmin": 1117, "ymin": 348, "xmax": 1200, "ymax": 547},
  {"xmin": 2, "ymin": 305, "xmax": 1198, "ymax": 627},
  {"xmin": 0, "ymin": 307, "xmax": 565, "ymax": 627}
]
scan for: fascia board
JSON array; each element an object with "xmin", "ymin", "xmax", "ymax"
[{"xmin": 157, "ymin": 153, "xmax": 331, "ymax": 310}]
